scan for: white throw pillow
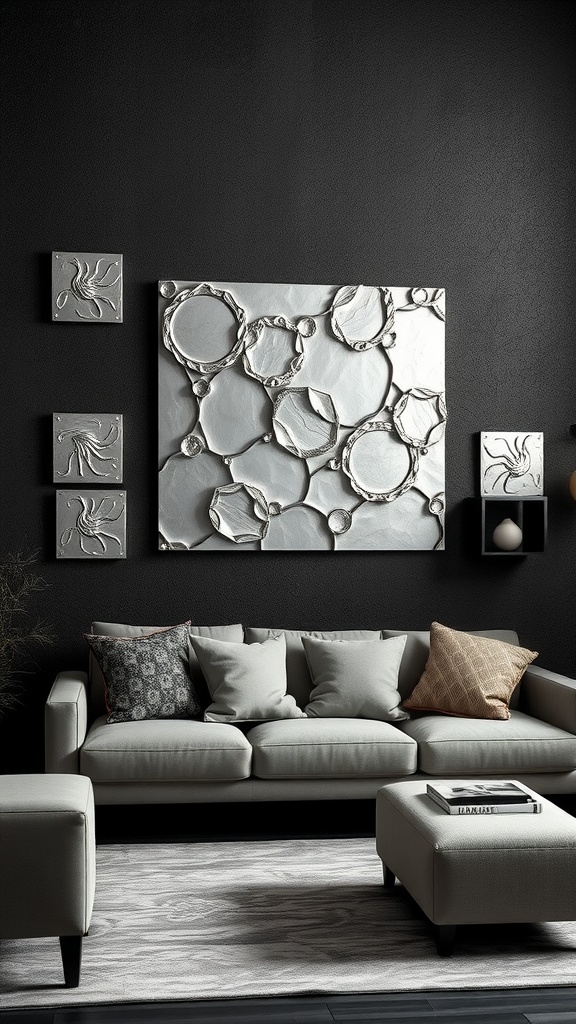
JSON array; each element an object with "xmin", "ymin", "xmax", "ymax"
[
  {"xmin": 190, "ymin": 633, "xmax": 307, "ymax": 723},
  {"xmin": 303, "ymin": 634, "xmax": 408, "ymax": 721}
]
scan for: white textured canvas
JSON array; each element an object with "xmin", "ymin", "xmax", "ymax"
[{"xmin": 158, "ymin": 282, "xmax": 446, "ymax": 551}]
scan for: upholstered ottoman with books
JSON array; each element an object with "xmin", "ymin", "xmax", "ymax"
[
  {"xmin": 376, "ymin": 779, "xmax": 576, "ymax": 956},
  {"xmin": 0, "ymin": 774, "xmax": 96, "ymax": 987}
]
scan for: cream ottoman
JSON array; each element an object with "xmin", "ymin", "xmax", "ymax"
[
  {"xmin": 0, "ymin": 774, "xmax": 95, "ymax": 987},
  {"xmin": 376, "ymin": 779, "xmax": 576, "ymax": 956}
]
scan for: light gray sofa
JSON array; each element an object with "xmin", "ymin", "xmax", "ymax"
[{"xmin": 45, "ymin": 623, "xmax": 576, "ymax": 805}]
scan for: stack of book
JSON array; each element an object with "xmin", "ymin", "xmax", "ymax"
[{"xmin": 426, "ymin": 780, "xmax": 542, "ymax": 814}]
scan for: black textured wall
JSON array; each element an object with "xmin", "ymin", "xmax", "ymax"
[{"xmin": 1, "ymin": 0, "xmax": 575, "ymax": 770}]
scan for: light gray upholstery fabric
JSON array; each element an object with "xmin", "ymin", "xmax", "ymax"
[
  {"xmin": 191, "ymin": 633, "xmax": 306, "ymax": 723},
  {"xmin": 520, "ymin": 664, "xmax": 576, "ymax": 734},
  {"xmin": 382, "ymin": 629, "xmax": 522, "ymax": 707},
  {"xmin": 376, "ymin": 780, "xmax": 576, "ymax": 924},
  {"xmin": 80, "ymin": 716, "xmax": 252, "ymax": 782},
  {"xmin": 90, "ymin": 775, "xmax": 431, "ymax": 804},
  {"xmin": 246, "ymin": 717, "xmax": 418, "ymax": 779},
  {"xmin": 398, "ymin": 709, "xmax": 576, "ymax": 775},
  {"xmin": 245, "ymin": 627, "xmax": 382, "ymax": 707},
  {"xmin": 303, "ymin": 634, "xmax": 408, "ymax": 721},
  {"xmin": 88, "ymin": 622, "xmax": 244, "ymax": 720},
  {"xmin": 0, "ymin": 774, "xmax": 95, "ymax": 939},
  {"xmin": 45, "ymin": 671, "xmax": 89, "ymax": 774}
]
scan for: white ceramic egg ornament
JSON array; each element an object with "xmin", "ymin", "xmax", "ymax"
[{"xmin": 492, "ymin": 518, "xmax": 523, "ymax": 551}]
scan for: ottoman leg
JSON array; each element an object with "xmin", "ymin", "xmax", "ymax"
[
  {"xmin": 383, "ymin": 864, "xmax": 396, "ymax": 888},
  {"xmin": 59, "ymin": 935, "xmax": 83, "ymax": 987},
  {"xmin": 435, "ymin": 924, "xmax": 456, "ymax": 957}
]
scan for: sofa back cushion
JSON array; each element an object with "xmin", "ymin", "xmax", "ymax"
[
  {"xmin": 244, "ymin": 627, "xmax": 382, "ymax": 708},
  {"xmin": 382, "ymin": 628, "xmax": 522, "ymax": 708},
  {"xmin": 88, "ymin": 622, "xmax": 244, "ymax": 720}
]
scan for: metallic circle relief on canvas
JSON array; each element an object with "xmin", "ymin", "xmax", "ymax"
[
  {"xmin": 209, "ymin": 483, "xmax": 270, "ymax": 544},
  {"xmin": 330, "ymin": 285, "xmax": 395, "ymax": 351},
  {"xmin": 243, "ymin": 315, "xmax": 311, "ymax": 386},
  {"xmin": 392, "ymin": 389, "xmax": 447, "ymax": 451},
  {"xmin": 273, "ymin": 388, "xmax": 339, "ymax": 459},
  {"xmin": 180, "ymin": 433, "xmax": 205, "ymax": 458},
  {"xmin": 163, "ymin": 283, "xmax": 246, "ymax": 373},
  {"xmin": 342, "ymin": 421, "xmax": 419, "ymax": 502},
  {"xmin": 327, "ymin": 508, "xmax": 352, "ymax": 535},
  {"xmin": 397, "ymin": 287, "xmax": 446, "ymax": 321},
  {"xmin": 158, "ymin": 282, "xmax": 446, "ymax": 550}
]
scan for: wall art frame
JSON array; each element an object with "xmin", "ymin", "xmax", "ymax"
[
  {"xmin": 480, "ymin": 431, "xmax": 543, "ymax": 496},
  {"xmin": 52, "ymin": 252, "xmax": 123, "ymax": 322},
  {"xmin": 158, "ymin": 281, "xmax": 446, "ymax": 552},
  {"xmin": 53, "ymin": 413, "xmax": 123, "ymax": 483},
  {"xmin": 56, "ymin": 490, "xmax": 126, "ymax": 559}
]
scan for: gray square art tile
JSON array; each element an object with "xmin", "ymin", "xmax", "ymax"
[
  {"xmin": 52, "ymin": 252, "xmax": 123, "ymax": 322},
  {"xmin": 53, "ymin": 414, "xmax": 123, "ymax": 483},
  {"xmin": 56, "ymin": 490, "xmax": 126, "ymax": 559},
  {"xmin": 480, "ymin": 431, "xmax": 543, "ymax": 496}
]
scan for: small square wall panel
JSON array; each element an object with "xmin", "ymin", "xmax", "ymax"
[
  {"xmin": 56, "ymin": 490, "xmax": 126, "ymax": 559},
  {"xmin": 480, "ymin": 431, "xmax": 543, "ymax": 496},
  {"xmin": 53, "ymin": 414, "xmax": 123, "ymax": 483},
  {"xmin": 52, "ymin": 252, "xmax": 123, "ymax": 322}
]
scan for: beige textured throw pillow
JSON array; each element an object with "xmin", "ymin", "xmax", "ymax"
[{"xmin": 402, "ymin": 621, "xmax": 538, "ymax": 720}]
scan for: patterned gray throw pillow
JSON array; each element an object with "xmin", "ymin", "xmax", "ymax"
[{"xmin": 84, "ymin": 622, "xmax": 202, "ymax": 723}]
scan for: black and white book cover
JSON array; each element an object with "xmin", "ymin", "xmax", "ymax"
[{"xmin": 426, "ymin": 780, "xmax": 541, "ymax": 814}]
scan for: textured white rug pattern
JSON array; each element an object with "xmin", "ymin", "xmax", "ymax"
[{"xmin": 1, "ymin": 837, "xmax": 576, "ymax": 1008}]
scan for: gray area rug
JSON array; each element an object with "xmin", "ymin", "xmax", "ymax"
[{"xmin": 1, "ymin": 836, "xmax": 576, "ymax": 1008}]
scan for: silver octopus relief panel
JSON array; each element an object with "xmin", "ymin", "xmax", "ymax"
[
  {"xmin": 56, "ymin": 490, "xmax": 126, "ymax": 559},
  {"xmin": 53, "ymin": 414, "xmax": 123, "ymax": 483},
  {"xmin": 158, "ymin": 282, "xmax": 446, "ymax": 551},
  {"xmin": 52, "ymin": 252, "xmax": 123, "ymax": 322},
  {"xmin": 480, "ymin": 431, "xmax": 543, "ymax": 496}
]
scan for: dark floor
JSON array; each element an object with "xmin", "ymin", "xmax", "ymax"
[
  {"xmin": 1, "ymin": 986, "xmax": 576, "ymax": 1024},
  {"xmin": 2, "ymin": 797, "xmax": 576, "ymax": 1024}
]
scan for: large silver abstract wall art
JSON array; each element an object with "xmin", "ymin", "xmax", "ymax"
[
  {"xmin": 56, "ymin": 490, "xmax": 126, "ymax": 558},
  {"xmin": 158, "ymin": 282, "xmax": 446, "ymax": 551},
  {"xmin": 52, "ymin": 252, "xmax": 123, "ymax": 322},
  {"xmin": 480, "ymin": 432, "xmax": 543, "ymax": 496},
  {"xmin": 53, "ymin": 414, "xmax": 123, "ymax": 483}
]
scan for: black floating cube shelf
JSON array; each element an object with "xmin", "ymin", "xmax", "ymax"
[{"xmin": 479, "ymin": 497, "xmax": 547, "ymax": 556}]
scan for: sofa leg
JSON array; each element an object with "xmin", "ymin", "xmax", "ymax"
[
  {"xmin": 59, "ymin": 935, "xmax": 82, "ymax": 987},
  {"xmin": 383, "ymin": 864, "xmax": 396, "ymax": 888},
  {"xmin": 435, "ymin": 924, "xmax": 456, "ymax": 957}
]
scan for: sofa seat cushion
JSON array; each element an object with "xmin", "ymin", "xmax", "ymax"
[
  {"xmin": 398, "ymin": 710, "xmax": 576, "ymax": 775},
  {"xmin": 80, "ymin": 716, "xmax": 252, "ymax": 783},
  {"xmin": 246, "ymin": 718, "xmax": 418, "ymax": 779}
]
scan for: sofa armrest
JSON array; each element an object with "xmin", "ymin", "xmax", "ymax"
[
  {"xmin": 520, "ymin": 664, "xmax": 576, "ymax": 735},
  {"xmin": 45, "ymin": 671, "xmax": 89, "ymax": 774}
]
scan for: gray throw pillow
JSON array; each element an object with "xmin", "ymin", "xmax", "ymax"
[
  {"xmin": 190, "ymin": 633, "xmax": 307, "ymax": 723},
  {"xmin": 85, "ymin": 622, "xmax": 202, "ymax": 723},
  {"xmin": 303, "ymin": 634, "xmax": 409, "ymax": 721}
]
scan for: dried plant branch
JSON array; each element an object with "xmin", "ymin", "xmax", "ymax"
[{"xmin": 0, "ymin": 550, "xmax": 55, "ymax": 716}]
